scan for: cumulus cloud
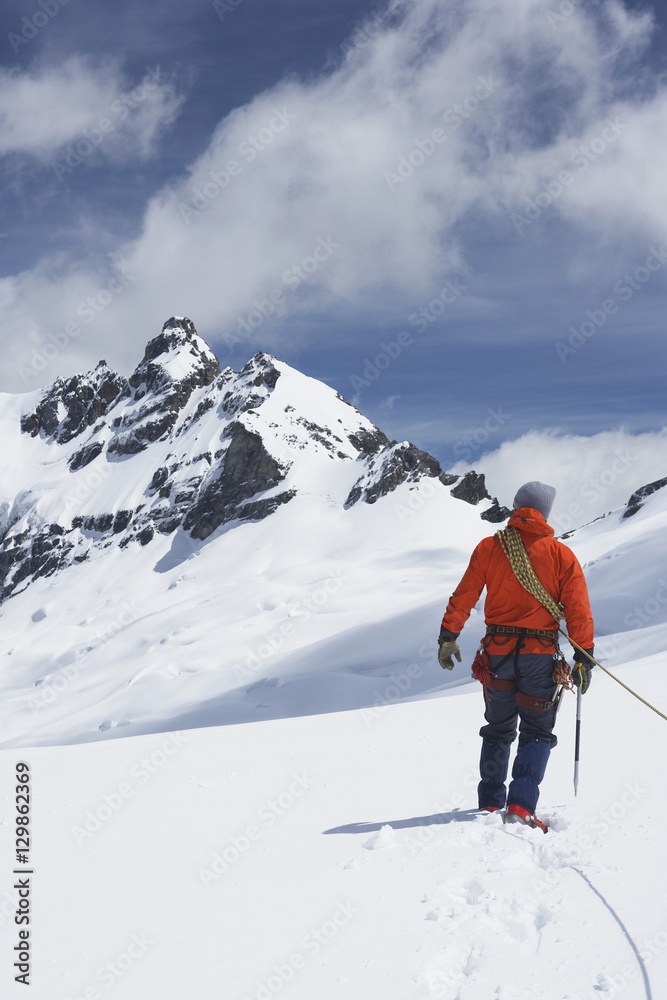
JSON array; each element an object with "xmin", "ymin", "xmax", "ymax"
[
  {"xmin": 0, "ymin": 56, "xmax": 183, "ymax": 163},
  {"xmin": 449, "ymin": 428, "xmax": 667, "ymax": 531},
  {"xmin": 1, "ymin": 0, "xmax": 667, "ymax": 390}
]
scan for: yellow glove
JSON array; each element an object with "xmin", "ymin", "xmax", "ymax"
[{"xmin": 438, "ymin": 640, "xmax": 462, "ymax": 671}]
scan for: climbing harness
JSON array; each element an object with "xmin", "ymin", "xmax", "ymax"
[{"xmin": 471, "ymin": 625, "xmax": 561, "ymax": 713}]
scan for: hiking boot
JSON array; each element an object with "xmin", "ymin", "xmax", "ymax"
[
  {"xmin": 504, "ymin": 804, "xmax": 548, "ymax": 834},
  {"xmin": 479, "ymin": 806, "xmax": 502, "ymax": 813}
]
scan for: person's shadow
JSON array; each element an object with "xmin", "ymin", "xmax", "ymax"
[{"xmin": 323, "ymin": 808, "xmax": 480, "ymax": 835}]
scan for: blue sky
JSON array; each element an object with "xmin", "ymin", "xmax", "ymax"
[{"xmin": 1, "ymin": 0, "xmax": 666, "ymax": 487}]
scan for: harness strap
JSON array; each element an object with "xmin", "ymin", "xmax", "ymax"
[
  {"xmin": 516, "ymin": 691, "xmax": 556, "ymax": 713},
  {"xmin": 486, "ymin": 624, "xmax": 558, "ymax": 642},
  {"xmin": 483, "ymin": 633, "xmax": 556, "ymax": 712},
  {"xmin": 485, "ymin": 677, "xmax": 515, "ymax": 692},
  {"xmin": 484, "ymin": 676, "xmax": 556, "ymax": 713}
]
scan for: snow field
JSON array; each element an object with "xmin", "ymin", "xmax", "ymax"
[{"xmin": 1, "ymin": 649, "xmax": 665, "ymax": 1000}]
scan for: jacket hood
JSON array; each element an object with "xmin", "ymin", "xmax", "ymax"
[{"xmin": 508, "ymin": 507, "xmax": 555, "ymax": 539}]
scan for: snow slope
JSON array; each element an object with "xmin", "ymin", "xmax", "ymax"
[{"xmin": 1, "ymin": 640, "xmax": 665, "ymax": 1000}]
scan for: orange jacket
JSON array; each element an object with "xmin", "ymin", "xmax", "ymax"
[{"xmin": 441, "ymin": 507, "xmax": 594, "ymax": 654}]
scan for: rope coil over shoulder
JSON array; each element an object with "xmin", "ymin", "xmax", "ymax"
[{"xmin": 495, "ymin": 525, "xmax": 667, "ymax": 723}]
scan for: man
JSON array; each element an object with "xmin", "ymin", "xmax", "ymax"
[{"xmin": 438, "ymin": 481, "xmax": 595, "ymax": 831}]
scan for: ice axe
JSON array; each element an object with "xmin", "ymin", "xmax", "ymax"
[{"xmin": 573, "ymin": 686, "xmax": 582, "ymax": 796}]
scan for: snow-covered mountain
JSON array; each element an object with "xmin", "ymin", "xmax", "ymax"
[
  {"xmin": 3, "ymin": 316, "xmax": 507, "ymax": 599},
  {"xmin": 0, "ymin": 317, "xmax": 508, "ymax": 747}
]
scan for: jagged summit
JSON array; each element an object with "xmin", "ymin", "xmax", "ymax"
[
  {"xmin": 1, "ymin": 317, "xmax": 507, "ymax": 602},
  {"xmin": 132, "ymin": 316, "xmax": 221, "ymax": 391}
]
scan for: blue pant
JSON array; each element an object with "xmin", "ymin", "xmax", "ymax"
[{"xmin": 478, "ymin": 651, "xmax": 559, "ymax": 813}]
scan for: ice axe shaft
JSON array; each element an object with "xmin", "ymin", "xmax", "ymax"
[{"xmin": 574, "ymin": 687, "xmax": 582, "ymax": 796}]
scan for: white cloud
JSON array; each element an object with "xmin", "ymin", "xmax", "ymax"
[
  {"xmin": 1, "ymin": 0, "xmax": 667, "ymax": 390},
  {"xmin": 449, "ymin": 427, "xmax": 667, "ymax": 532},
  {"xmin": 0, "ymin": 57, "xmax": 183, "ymax": 163}
]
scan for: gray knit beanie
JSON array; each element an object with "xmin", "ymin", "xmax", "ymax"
[{"xmin": 513, "ymin": 481, "xmax": 557, "ymax": 520}]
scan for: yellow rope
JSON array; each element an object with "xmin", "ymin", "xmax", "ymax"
[
  {"xmin": 497, "ymin": 527, "xmax": 565, "ymax": 624},
  {"xmin": 496, "ymin": 526, "xmax": 667, "ymax": 724}
]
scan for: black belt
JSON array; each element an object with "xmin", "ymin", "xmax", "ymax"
[{"xmin": 486, "ymin": 625, "xmax": 558, "ymax": 641}]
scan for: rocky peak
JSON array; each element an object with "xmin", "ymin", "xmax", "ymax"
[
  {"xmin": 622, "ymin": 475, "xmax": 667, "ymax": 519},
  {"xmin": 128, "ymin": 316, "xmax": 221, "ymax": 399},
  {"xmin": 450, "ymin": 471, "xmax": 511, "ymax": 522},
  {"xmin": 20, "ymin": 361, "xmax": 127, "ymax": 444},
  {"xmin": 108, "ymin": 317, "xmax": 222, "ymax": 455}
]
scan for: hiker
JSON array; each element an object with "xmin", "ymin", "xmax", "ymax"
[{"xmin": 437, "ymin": 481, "xmax": 595, "ymax": 830}]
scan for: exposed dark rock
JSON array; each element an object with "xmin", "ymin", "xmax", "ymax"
[
  {"xmin": 347, "ymin": 427, "xmax": 390, "ymax": 456},
  {"xmin": 148, "ymin": 467, "xmax": 170, "ymax": 493},
  {"xmin": 345, "ymin": 442, "xmax": 442, "ymax": 507},
  {"xmin": 481, "ymin": 500, "xmax": 512, "ymax": 523},
  {"xmin": 0, "ymin": 523, "xmax": 74, "ymax": 600},
  {"xmin": 107, "ymin": 412, "xmax": 178, "ymax": 455},
  {"xmin": 112, "ymin": 510, "xmax": 133, "ymax": 533},
  {"xmin": 622, "ymin": 476, "xmax": 667, "ymax": 519},
  {"xmin": 244, "ymin": 353, "xmax": 281, "ymax": 390},
  {"xmin": 439, "ymin": 472, "xmax": 459, "ymax": 486},
  {"xmin": 68, "ymin": 441, "xmax": 105, "ymax": 471},
  {"xmin": 183, "ymin": 422, "xmax": 290, "ymax": 540},
  {"xmin": 450, "ymin": 471, "xmax": 491, "ymax": 505},
  {"xmin": 82, "ymin": 513, "xmax": 114, "ymax": 533},
  {"xmin": 175, "ymin": 395, "xmax": 215, "ymax": 436},
  {"xmin": 137, "ymin": 527, "xmax": 154, "ymax": 546},
  {"xmin": 294, "ymin": 417, "xmax": 345, "ymax": 456},
  {"xmin": 21, "ymin": 363, "xmax": 126, "ymax": 443}
]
